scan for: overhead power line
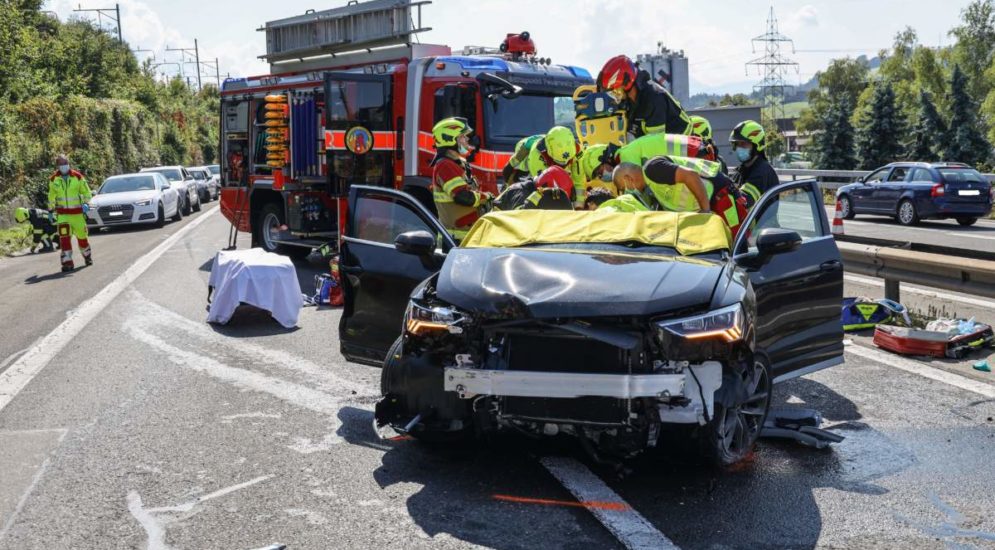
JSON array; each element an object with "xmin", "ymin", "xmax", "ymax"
[{"xmin": 72, "ymin": 3, "xmax": 121, "ymax": 42}]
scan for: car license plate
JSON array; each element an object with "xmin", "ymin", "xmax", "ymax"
[
  {"xmin": 109, "ymin": 211, "xmax": 124, "ymax": 216},
  {"xmin": 959, "ymin": 190, "xmax": 981, "ymax": 196}
]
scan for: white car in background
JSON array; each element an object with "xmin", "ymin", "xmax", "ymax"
[
  {"xmin": 87, "ymin": 172, "xmax": 182, "ymax": 228},
  {"xmin": 188, "ymin": 166, "xmax": 219, "ymax": 202},
  {"xmin": 140, "ymin": 165, "xmax": 201, "ymax": 215}
]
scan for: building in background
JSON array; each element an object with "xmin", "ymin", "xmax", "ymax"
[
  {"xmin": 635, "ymin": 44, "xmax": 689, "ymax": 107},
  {"xmin": 687, "ymin": 105, "xmax": 763, "ymax": 162}
]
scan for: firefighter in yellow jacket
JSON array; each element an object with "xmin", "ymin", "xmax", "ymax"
[{"xmin": 49, "ymin": 155, "xmax": 93, "ymax": 272}]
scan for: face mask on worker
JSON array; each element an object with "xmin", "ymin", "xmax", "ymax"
[
  {"xmin": 735, "ymin": 147, "xmax": 752, "ymax": 163},
  {"xmin": 457, "ymin": 135, "xmax": 473, "ymax": 156},
  {"xmin": 58, "ymin": 165, "xmax": 70, "ymax": 176},
  {"xmin": 598, "ymin": 170, "xmax": 612, "ymax": 183}
]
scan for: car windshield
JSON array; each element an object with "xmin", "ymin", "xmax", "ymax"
[
  {"xmin": 99, "ymin": 176, "xmax": 157, "ymax": 194},
  {"xmin": 206, "ymin": 165, "xmax": 220, "ymax": 176},
  {"xmin": 190, "ymin": 170, "xmax": 207, "ymax": 180},
  {"xmin": 939, "ymin": 168, "xmax": 986, "ymax": 183},
  {"xmin": 484, "ymin": 94, "xmax": 575, "ymax": 144},
  {"xmin": 145, "ymin": 168, "xmax": 183, "ymax": 182}
]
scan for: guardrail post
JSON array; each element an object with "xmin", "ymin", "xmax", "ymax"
[{"xmin": 884, "ymin": 279, "xmax": 900, "ymax": 302}]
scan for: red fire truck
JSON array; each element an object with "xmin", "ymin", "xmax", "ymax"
[{"xmin": 219, "ymin": 0, "xmax": 592, "ymax": 255}]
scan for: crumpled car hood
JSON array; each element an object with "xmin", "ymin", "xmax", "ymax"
[{"xmin": 436, "ymin": 247, "xmax": 723, "ymax": 319}]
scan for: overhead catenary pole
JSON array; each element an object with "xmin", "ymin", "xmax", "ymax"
[
  {"xmin": 73, "ymin": 3, "xmax": 123, "ymax": 41},
  {"xmin": 194, "ymin": 39, "xmax": 202, "ymax": 90},
  {"xmin": 215, "ymin": 57, "xmax": 221, "ymax": 87},
  {"xmin": 744, "ymin": 4, "xmax": 799, "ymax": 151}
]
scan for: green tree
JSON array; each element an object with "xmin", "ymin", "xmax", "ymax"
[
  {"xmin": 949, "ymin": 0, "xmax": 995, "ymax": 101},
  {"xmin": 908, "ymin": 91, "xmax": 948, "ymax": 161},
  {"xmin": 945, "ymin": 64, "xmax": 991, "ymax": 166},
  {"xmin": 796, "ymin": 58, "xmax": 869, "ymax": 137},
  {"xmin": 855, "ymin": 82, "xmax": 906, "ymax": 169},
  {"xmin": 812, "ymin": 96, "xmax": 856, "ymax": 170}
]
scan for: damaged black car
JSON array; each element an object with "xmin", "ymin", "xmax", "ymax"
[{"xmin": 338, "ymin": 180, "xmax": 843, "ymax": 465}]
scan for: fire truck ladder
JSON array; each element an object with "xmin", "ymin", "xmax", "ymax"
[{"xmin": 259, "ymin": 0, "xmax": 432, "ymax": 64}]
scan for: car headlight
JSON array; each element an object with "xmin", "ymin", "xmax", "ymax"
[
  {"xmin": 405, "ymin": 301, "xmax": 464, "ymax": 336},
  {"xmin": 656, "ymin": 303, "xmax": 744, "ymax": 343},
  {"xmin": 134, "ymin": 199, "xmax": 152, "ymax": 206}
]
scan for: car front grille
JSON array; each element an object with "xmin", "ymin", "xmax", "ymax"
[
  {"xmin": 502, "ymin": 331, "xmax": 633, "ymax": 374},
  {"xmin": 98, "ymin": 204, "xmax": 135, "ymax": 224}
]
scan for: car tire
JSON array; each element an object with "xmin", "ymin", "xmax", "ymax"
[
  {"xmin": 701, "ymin": 358, "xmax": 771, "ymax": 467},
  {"xmin": 838, "ymin": 195, "xmax": 855, "ymax": 220},
  {"xmin": 171, "ymin": 201, "xmax": 183, "ymax": 221},
  {"xmin": 956, "ymin": 217, "xmax": 978, "ymax": 226},
  {"xmin": 154, "ymin": 202, "xmax": 165, "ymax": 228},
  {"xmin": 897, "ymin": 199, "xmax": 919, "ymax": 226},
  {"xmin": 182, "ymin": 195, "xmax": 192, "ymax": 216},
  {"xmin": 193, "ymin": 193, "xmax": 202, "ymax": 212},
  {"xmin": 381, "ymin": 337, "xmax": 404, "ymax": 394}
]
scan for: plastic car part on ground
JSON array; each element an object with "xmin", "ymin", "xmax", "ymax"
[
  {"xmin": 973, "ymin": 353, "xmax": 994, "ymax": 372},
  {"xmin": 873, "ymin": 322, "xmax": 995, "ymax": 359},
  {"xmin": 206, "ymin": 248, "xmax": 303, "ymax": 328},
  {"xmin": 841, "ymin": 297, "xmax": 911, "ymax": 331},
  {"xmin": 760, "ymin": 407, "xmax": 845, "ymax": 449}
]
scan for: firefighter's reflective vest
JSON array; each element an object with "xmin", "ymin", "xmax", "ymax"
[
  {"xmin": 644, "ymin": 157, "xmax": 742, "ymax": 232},
  {"xmin": 48, "ymin": 170, "xmax": 91, "ymax": 216},
  {"xmin": 618, "ymin": 134, "xmax": 708, "ymax": 166},
  {"xmin": 431, "ymin": 155, "xmax": 486, "ymax": 239}
]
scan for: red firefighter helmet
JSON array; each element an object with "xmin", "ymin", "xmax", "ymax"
[
  {"xmin": 598, "ymin": 55, "xmax": 638, "ymax": 92},
  {"xmin": 535, "ymin": 166, "xmax": 574, "ymax": 197}
]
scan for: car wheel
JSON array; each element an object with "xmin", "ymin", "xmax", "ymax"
[
  {"xmin": 193, "ymin": 193, "xmax": 202, "ymax": 212},
  {"xmin": 171, "ymin": 200, "xmax": 183, "ymax": 221},
  {"xmin": 702, "ymin": 359, "xmax": 771, "ymax": 467},
  {"xmin": 956, "ymin": 217, "xmax": 978, "ymax": 226},
  {"xmin": 154, "ymin": 202, "xmax": 165, "ymax": 228},
  {"xmin": 897, "ymin": 199, "xmax": 919, "ymax": 226},
  {"xmin": 838, "ymin": 195, "xmax": 855, "ymax": 220},
  {"xmin": 182, "ymin": 195, "xmax": 192, "ymax": 215}
]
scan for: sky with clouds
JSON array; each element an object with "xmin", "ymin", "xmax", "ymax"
[{"xmin": 45, "ymin": 0, "xmax": 976, "ymax": 95}]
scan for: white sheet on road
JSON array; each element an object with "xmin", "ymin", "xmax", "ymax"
[{"xmin": 207, "ymin": 248, "xmax": 302, "ymax": 328}]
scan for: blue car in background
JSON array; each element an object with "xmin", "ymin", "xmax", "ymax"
[{"xmin": 836, "ymin": 162, "xmax": 993, "ymax": 226}]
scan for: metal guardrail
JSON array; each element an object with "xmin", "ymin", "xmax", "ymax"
[
  {"xmin": 777, "ymin": 168, "xmax": 995, "ymax": 190},
  {"xmin": 836, "ymin": 236, "xmax": 995, "ymax": 301}
]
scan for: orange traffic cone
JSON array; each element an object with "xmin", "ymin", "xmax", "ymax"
[{"xmin": 832, "ymin": 200, "xmax": 844, "ymax": 236}]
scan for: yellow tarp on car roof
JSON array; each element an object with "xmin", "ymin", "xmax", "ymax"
[{"xmin": 461, "ymin": 209, "xmax": 731, "ymax": 255}]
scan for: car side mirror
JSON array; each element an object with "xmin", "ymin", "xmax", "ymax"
[
  {"xmin": 756, "ymin": 228, "xmax": 802, "ymax": 256},
  {"xmin": 394, "ymin": 230, "xmax": 436, "ymax": 257},
  {"xmin": 856, "ymin": 176, "xmax": 865, "ymax": 183}
]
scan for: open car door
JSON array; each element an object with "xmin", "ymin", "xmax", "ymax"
[
  {"xmin": 733, "ymin": 180, "xmax": 844, "ymax": 382},
  {"xmin": 339, "ymin": 185, "xmax": 456, "ymax": 366}
]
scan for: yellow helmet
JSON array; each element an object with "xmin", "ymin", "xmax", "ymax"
[
  {"xmin": 14, "ymin": 207, "xmax": 29, "ymax": 223},
  {"xmin": 730, "ymin": 120, "xmax": 766, "ymax": 152},
  {"xmin": 689, "ymin": 115, "xmax": 712, "ymax": 141},
  {"xmin": 432, "ymin": 117, "xmax": 472, "ymax": 148},
  {"xmin": 579, "ymin": 144, "xmax": 610, "ymax": 181},
  {"xmin": 544, "ymin": 126, "xmax": 577, "ymax": 166}
]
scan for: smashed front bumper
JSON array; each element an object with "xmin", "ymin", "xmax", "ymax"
[{"xmin": 443, "ymin": 361, "xmax": 722, "ymax": 424}]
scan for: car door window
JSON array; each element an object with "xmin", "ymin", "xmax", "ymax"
[
  {"xmin": 864, "ymin": 168, "xmax": 889, "ymax": 184},
  {"xmin": 909, "ymin": 168, "xmax": 935, "ymax": 182},
  {"xmin": 745, "ymin": 186, "xmax": 825, "ymax": 249},
  {"xmin": 352, "ymin": 193, "xmax": 442, "ymax": 248},
  {"xmin": 886, "ymin": 167, "xmax": 909, "ymax": 182}
]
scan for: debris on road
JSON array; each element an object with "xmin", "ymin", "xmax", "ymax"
[
  {"xmin": 760, "ymin": 407, "xmax": 845, "ymax": 449},
  {"xmin": 873, "ymin": 322, "xmax": 994, "ymax": 358}
]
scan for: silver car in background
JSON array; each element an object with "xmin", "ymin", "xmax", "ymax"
[
  {"xmin": 140, "ymin": 165, "xmax": 201, "ymax": 215},
  {"xmin": 188, "ymin": 166, "xmax": 219, "ymax": 202},
  {"xmin": 87, "ymin": 172, "xmax": 182, "ymax": 228}
]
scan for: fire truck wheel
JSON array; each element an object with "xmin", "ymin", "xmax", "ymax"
[{"xmin": 255, "ymin": 203, "xmax": 309, "ymax": 259}]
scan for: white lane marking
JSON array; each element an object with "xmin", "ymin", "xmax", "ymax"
[
  {"xmin": 126, "ymin": 492, "xmax": 169, "ymax": 550},
  {"xmin": 845, "ymin": 343, "xmax": 995, "ymax": 398},
  {"xmin": 0, "ymin": 207, "xmax": 219, "ymax": 414},
  {"xmin": 843, "ymin": 274, "xmax": 995, "ymax": 309},
  {"xmin": 128, "ymin": 475, "xmax": 273, "ymax": 550},
  {"xmin": 0, "ymin": 459, "xmax": 51, "ymax": 542},
  {"xmin": 124, "ymin": 322, "xmax": 373, "ymax": 448},
  {"xmin": 0, "ymin": 347, "xmax": 30, "ymax": 374},
  {"xmin": 540, "ymin": 456, "xmax": 679, "ymax": 550},
  {"xmin": 947, "ymin": 232, "xmax": 995, "ymax": 240}
]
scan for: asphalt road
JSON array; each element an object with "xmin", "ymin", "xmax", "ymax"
[
  {"xmin": 828, "ymin": 206, "xmax": 995, "ymax": 252},
  {"xmin": 2, "ymin": 209, "xmax": 995, "ymax": 549}
]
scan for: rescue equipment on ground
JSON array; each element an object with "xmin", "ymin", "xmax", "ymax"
[
  {"xmin": 841, "ymin": 297, "xmax": 910, "ymax": 331},
  {"xmin": 873, "ymin": 321, "xmax": 995, "ymax": 359},
  {"xmin": 760, "ymin": 407, "xmax": 845, "ymax": 449}
]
